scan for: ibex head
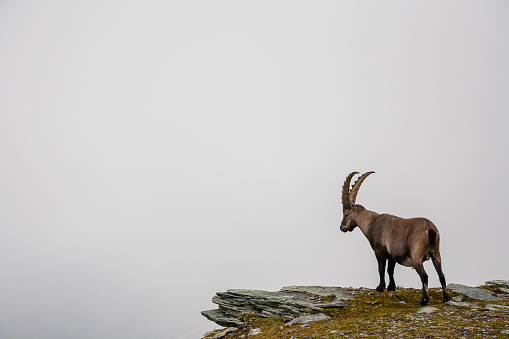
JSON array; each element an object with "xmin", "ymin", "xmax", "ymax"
[{"xmin": 340, "ymin": 171, "xmax": 374, "ymax": 232}]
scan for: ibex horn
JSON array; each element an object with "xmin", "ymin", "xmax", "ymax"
[
  {"xmin": 349, "ymin": 171, "xmax": 375, "ymax": 207},
  {"xmin": 342, "ymin": 171, "xmax": 359, "ymax": 211}
]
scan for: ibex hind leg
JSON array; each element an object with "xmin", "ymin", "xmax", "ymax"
[
  {"xmin": 413, "ymin": 261, "xmax": 429, "ymax": 306},
  {"xmin": 431, "ymin": 255, "xmax": 450, "ymax": 302}
]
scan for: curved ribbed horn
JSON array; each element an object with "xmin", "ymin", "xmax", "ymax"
[
  {"xmin": 349, "ymin": 171, "xmax": 375, "ymax": 207},
  {"xmin": 342, "ymin": 171, "xmax": 359, "ymax": 211}
]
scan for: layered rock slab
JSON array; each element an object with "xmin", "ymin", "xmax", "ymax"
[
  {"xmin": 447, "ymin": 283, "xmax": 501, "ymax": 301},
  {"xmin": 202, "ymin": 286, "xmax": 354, "ymax": 327}
]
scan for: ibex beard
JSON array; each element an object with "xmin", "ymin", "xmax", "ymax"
[{"xmin": 340, "ymin": 171, "xmax": 450, "ymax": 306}]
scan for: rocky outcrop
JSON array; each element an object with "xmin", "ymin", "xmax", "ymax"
[
  {"xmin": 202, "ymin": 280, "xmax": 509, "ymax": 334},
  {"xmin": 201, "ymin": 286, "xmax": 355, "ymax": 327},
  {"xmin": 202, "ymin": 281, "xmax": 509, "ymax": 338}
]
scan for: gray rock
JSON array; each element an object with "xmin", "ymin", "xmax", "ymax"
[
  {"xmin": 446, "ymin": 300, "xmax": 480, "ymax": 308},
  {"xmin": 485, "ymin": 304, "xmax": 509, "ymax": 310},
  {"xmin": 447, "ymin": 283, "xmax": 501, "ymax": 301},
  {"xmin": 452, "ymin": 295, "xmax": 463, "ymax": 302},
  {"xmin": 286, "ymin": 313, "xmax": 331, "ymax": 326},
  {"xmin": 501, "ymin": 329, "xmax": 509, "ymax": 334},
  {"xmin": 202, "ymin": 287, "xmax": 349, "ymax": 327},
  {"xmin": 201, "ymin": 309, "xmax": 244, "ymax": 328},
  {"xmin": 484, "ymin": 306, "xmax": 502, "ymax": 311},
  {"xmin": 248, "ymin": 328, "xmax": 262, "ymax": 336},
  {"xmin": 501, "ymin": 288, "xmax": 509, "ymax": 294},
  {"xmin": 212, "ymin": 327, "xmax": 238, "ymax": 339},
  {"xmin": 486, "ymin": 280, "xmax": 509, "ymax": 287},
  {"xmin": 417, "ymin": 306, "xmax": 437, "ymax": 314}
]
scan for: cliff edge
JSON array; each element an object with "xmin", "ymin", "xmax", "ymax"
[{"xmin": 202, "ymin": 280, "xmax": 509, "ymax": 338}]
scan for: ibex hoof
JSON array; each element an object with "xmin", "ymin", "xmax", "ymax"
[
  {"xmin": 419, "ymin": 300, "xmax": 429, "ymax": 306},
  {"xmin": 387, "ymin": 284, "xmax": 396, "ymax": 291},
  {"xmin": 376, "ymin": 286, "xmax": 385, "ymax": 292}
]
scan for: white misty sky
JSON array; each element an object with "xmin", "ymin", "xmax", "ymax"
[{"xmin": 1, "ymin": 1, "xmax": 508, "ymax": 338}]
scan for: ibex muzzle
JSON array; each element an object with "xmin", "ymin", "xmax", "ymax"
[{"xmin": 340, "ymin": 171, "xmax": 450, "ymax": 306}]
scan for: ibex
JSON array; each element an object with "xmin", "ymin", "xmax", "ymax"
[{"xmin": 340, "ymin": 171, "xmax": 450, "ymax": 306}]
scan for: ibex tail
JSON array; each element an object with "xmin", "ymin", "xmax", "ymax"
[{"xmin": 428, "ymin": 229, "xmax": 437, "ymax": 245}]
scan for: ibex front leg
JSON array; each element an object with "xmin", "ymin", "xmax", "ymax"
[
  {"xmin": 387, "ymin": 258, "xmax": 396, "ymax": 291},
  {"xmin": 375, "ymin": 254, "xmax": 386, "ymax": 292}
]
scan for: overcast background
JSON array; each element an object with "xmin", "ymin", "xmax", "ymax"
[{"xmin": 1, "ymin": 1, "xmax": 509, "ymax": 338}]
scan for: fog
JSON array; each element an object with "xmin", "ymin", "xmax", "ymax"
[{"xmin": 1, "ymin": 1, "xmax": 508, "ymax": 338}]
